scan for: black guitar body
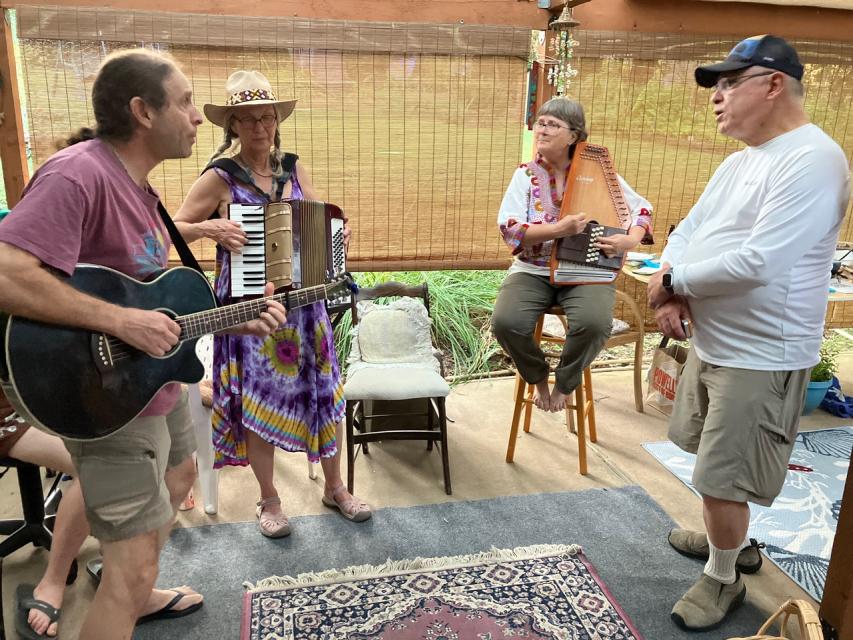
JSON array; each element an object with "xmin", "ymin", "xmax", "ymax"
[{"xmin": 1, "ymin": 265, "xmax": 216, "ymax": 440}]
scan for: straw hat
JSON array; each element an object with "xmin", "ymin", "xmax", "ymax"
[{"xmin": 203, "ymin": 70, "xmax": 297, "ymax": 128}]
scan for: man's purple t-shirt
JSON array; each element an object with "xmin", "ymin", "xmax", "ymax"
[{"xmin": 0, "ymin": 138, "xmax": 180, "ymax": 416}]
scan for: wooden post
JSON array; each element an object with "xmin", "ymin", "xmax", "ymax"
[
  {"xmin": 0, "ymin": 8, "xmax": 28, "ymax": 208},
  {"xmin": 820, "ymin": 446, "xmax": 853, "ymax": 639}
]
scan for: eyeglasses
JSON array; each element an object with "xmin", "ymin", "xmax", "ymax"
[
  {"xmin": 714, "ymin": 71, "xmax": 775, "ymax": 93},
  {"xmin": 234, "ymin": 114, "xmax": 277, "ymax": 127},
  {"xmin": 534, "ymin": 119, "xmax": 571, "ymax": 132}
]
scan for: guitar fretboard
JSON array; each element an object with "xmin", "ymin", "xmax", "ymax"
[{"xmin": 176, "ymin": 284, "xmax": 330, "ymax": 341}]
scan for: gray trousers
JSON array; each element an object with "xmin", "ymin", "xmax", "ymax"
[{"xmin": 491, "ymin": 271, "xmax": 615, "ymax": 394}]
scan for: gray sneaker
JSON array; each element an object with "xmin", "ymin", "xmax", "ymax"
[
  {"xmin": 668, "ymin": 528, "xmax": 764, "ymax": 574},
  {"xmin": 671, "ymin": 573, "xmax": 746, "ymax": 631}
]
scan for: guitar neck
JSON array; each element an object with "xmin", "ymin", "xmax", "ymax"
[{"xmin": 176, "ymin": 284, "xmax": 331, "ymax": 340}]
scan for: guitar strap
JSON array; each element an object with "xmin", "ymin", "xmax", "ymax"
[
  {"xmin": 157, "ymin": 201, "xmax": 205, "ymax": 276},
  {"xmin": 203, "ymin": 153, "xmax": 299, "ymax": 219}
]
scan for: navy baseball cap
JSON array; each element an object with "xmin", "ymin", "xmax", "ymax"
[{"xmin": 695, "ymin": 35, "xmax": 804, "ymax": 88}]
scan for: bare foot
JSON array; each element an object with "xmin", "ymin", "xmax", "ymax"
[
  {"xmin": 550, "ymin": 388, "xmax": 568, "ymax": 412},
  {"xmin": 27, "ymin": 581, "xmax": 64, "ymax": 637},
  {"xmin": 533, "ymin": 380, "xmax": 551, "ymax": 411},
  {"xmin": 139, "ymin": 586, "xmax": 203, "ymax": 618}
]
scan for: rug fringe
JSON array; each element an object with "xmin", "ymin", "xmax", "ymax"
[{"xmin": 245, "ymin": 543, "xmax": 581, "ymax": 592}]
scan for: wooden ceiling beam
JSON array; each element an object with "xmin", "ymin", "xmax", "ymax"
[
  {"xmin": 0, "ymin": 0, "xmax": 551, "ymax": 29},
  {"xmin": 573, "ymin": 0, "xmax": 853, "ymax": 42}
]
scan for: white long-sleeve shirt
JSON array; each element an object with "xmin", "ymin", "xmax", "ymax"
[{"xmin": 662, "ymin": 123, "xmax": 850, "ymax": 370}]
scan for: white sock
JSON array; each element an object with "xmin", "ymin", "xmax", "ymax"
[{"xmin": 704, "ymin": 539, "xmax": 739, "ymax": 584}]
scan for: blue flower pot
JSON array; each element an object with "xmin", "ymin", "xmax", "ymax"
[{"xmin": 802, "ymin": 380, "xmax": 832, "ymax": 415}]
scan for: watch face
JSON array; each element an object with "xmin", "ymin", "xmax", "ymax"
[{"xmin": 663, "ymin": 273, "xmax": 673, "ymax": 288}]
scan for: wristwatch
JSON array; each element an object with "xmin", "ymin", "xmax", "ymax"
[{"xmin": 662, "ymin": 271, "xmax": 675, "ymax": 295}]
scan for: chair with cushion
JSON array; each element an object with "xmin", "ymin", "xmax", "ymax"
[{"xmin": 343, "ymin": 282, "xmax": 452, "ymax": 495}]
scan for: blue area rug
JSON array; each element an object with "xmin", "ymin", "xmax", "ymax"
[
  {"xmin": 644, "ymin": 427, "xmax": 853, "ymax": 601},
  {"xmin": 135, "ymin": 486, "xmax": 769, "ymax": 639}
]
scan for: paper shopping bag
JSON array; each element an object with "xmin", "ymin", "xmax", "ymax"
[{"xmin": 645, "ymin": 336, "xmax": 689, "ymax": 416}]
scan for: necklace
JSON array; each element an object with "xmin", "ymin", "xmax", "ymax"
[{"xmin": 237, "ymin": 154, "xmax": 273, "ymax": 178}]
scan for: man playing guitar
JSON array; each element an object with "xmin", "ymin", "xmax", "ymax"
[{"xmin": 0, "ymin": 49, "xmax": 285, "ymax": 640}]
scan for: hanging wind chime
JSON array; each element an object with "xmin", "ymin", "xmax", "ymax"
[{"xmin": 547, "ymin": 4, "xmax": 581, "ymax": 96}]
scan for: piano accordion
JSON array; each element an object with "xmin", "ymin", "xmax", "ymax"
[
  {"xmin": 550, "ymin": 142, "xmax": 631, "ymax": 285},
  {"xmin": 228, "ymin": 199, "xmax": 347, "ymax": 300}
]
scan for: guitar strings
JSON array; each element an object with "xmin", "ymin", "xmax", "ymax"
[{"xmin": 102, "ymin": 283, "xmax": 335, "ymax": 361}]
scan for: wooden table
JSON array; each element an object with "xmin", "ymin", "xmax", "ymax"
[{"xmin": 623, "ymin": 265, "xmax": 853, "ymax": 303}]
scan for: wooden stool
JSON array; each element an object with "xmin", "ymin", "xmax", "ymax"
[{"xmin": 505, "ymin": 306, "xmax": 597, "ymax": 475}]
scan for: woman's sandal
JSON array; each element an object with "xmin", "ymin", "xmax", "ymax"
[
  {"xmin": 178, "ymin": 487, "xmax": 195, "ymax": 512},
  {"xmin": 322, "ymin": 485, "xmax": 372, "ymax": 523},
  {"xmin": 256, "ymin": 496, "xmax": 291, "ymax": 538}
]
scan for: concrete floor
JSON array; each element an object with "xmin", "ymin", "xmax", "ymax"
[{"xmin": 2, "ymin": 362, "xmax": 851, "ymax": 639}]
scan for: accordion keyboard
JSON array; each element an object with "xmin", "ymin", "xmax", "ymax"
[{"xmin": 229, "ymin": 203, "xmax": 267, "ymax": 297}]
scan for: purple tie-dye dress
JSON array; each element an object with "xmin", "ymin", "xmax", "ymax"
[{"xmin": 210, "ymin": 166, "xmax": 344, "ymax": 467}]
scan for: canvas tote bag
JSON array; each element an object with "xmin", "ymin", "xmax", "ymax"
[
  {"xmin": 727, "ymin": 599, "xmax": 823, "ymax": 640},
  {"xmin": 645, "ymin": 336, "xmax": 689, "ymax": 416}
]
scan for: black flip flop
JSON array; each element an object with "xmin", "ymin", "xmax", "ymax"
[
  {"xmin": 136, "ymin": 590, "xmax": 204, "ymax": 625},
  {"xmin": 16, "ymin": 583, "xmax": 61, "ymax": 640}
]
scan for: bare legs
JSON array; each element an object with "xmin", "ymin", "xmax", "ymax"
[
  {"xmin": 703, "ymin": 494, "xmax": 750, "ymax": 550},
  {"xmin": 245, "ymin": 424, "xmax": 369, "ymax": 525},
  {"xmin": 9, "ymin": 430, "xmax": 86, "ymax": 637},
  {"xmin": 77, "ymin": 457, "xmax": 199, "ymax": 640}
]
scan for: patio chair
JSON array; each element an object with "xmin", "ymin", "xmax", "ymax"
[
  {"xmin": 343, "ymin": 282, "xmax": 452, "ymax": 495},
  {"xmin": 0, "ymin": 457, "xmax": 62, "ymax": 557},
  {"xmin": 188, "ymin": 335, "xmax": 220, "ymax": 515}
]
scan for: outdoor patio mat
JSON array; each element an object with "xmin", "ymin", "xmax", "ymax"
[
  {"xmin": 135, "ymin": 485, "xmax": 768, "ymax": 640},
  {"xmin": 242, "ymin": 544, "xmax": 642, "ymax": 639},
  {"xmin": 644, "ymin": 427, "xmax": 853, "ymax": 601}
]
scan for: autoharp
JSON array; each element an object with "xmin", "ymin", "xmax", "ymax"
[
  {"xmin": 228, "ymin": 199, "xmax": 346, "ymax": 299},
  {"xmin": 550, "ymin": 142, "xmax": 631, "ymax": 285}
]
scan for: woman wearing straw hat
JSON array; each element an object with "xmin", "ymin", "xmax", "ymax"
[{"xmin": 175, "ymin": 71, "xmax": 371, "ymax": 538}]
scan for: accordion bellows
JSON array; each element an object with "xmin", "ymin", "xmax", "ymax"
[{"xmin": 229, "ymin": 199, "xmax": 346, "ymax": 298}]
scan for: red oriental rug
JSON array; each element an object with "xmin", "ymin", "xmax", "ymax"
[{"xmin": 242, "ymin": 544, "xmax": 643, "ymax": 639}]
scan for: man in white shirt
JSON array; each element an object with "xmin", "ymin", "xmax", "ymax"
[{"xmin": 647, "ymin": 35, "xmax": 850, "ymax": 632}]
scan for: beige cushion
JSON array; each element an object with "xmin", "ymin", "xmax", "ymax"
[
  {"xmin": 344, "ymin": 366, "xmax": 450, "ymax": 400},
  {"xmin": 348, "ymin": 297, "xmax": 438, "ymax": 373}
]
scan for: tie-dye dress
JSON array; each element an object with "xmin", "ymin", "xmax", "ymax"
[{"xmin": 210, "ymin": 166, "xmax": 344, "ymax": 467}]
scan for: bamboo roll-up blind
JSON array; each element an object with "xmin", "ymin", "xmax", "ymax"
[
  {"xmin": 569, "ymin": 31, "xmax": 853, "ymax": 328},
  {"xmin": 11, "ymin": 7, "xmax": 853, "ymax": 328},
  {"xmin": 14, "ymin": 5, "xmax": 530, "ymax": 270}
]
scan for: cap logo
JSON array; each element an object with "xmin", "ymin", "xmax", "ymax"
[{"xmin": 730, "ymin": 37, "xmax": 761, "ymax": 60}]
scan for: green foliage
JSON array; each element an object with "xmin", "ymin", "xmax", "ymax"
[
  {"xmin": 811, "ymin": 338, "xmax": 843, "ymax": 383},
  {"xmin": 334, "ymin": 270, "xmax": 506, "ymax": 379}
]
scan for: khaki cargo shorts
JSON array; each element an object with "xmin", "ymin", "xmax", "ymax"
[
  {"xmin": 64, "ymin": 388, "xmax": 196, "ymax": 542},
  {"xmin": 668, "ymin": 350, "xmax": 810, "ymax": 507}
]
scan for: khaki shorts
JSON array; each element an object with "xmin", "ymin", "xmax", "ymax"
[
  {"xmin": 64, "ymin": 388, "xmax": 196, "ymax": 542},
  {"xmin": 668, "ymin": 350, "xmax": 810, "ymax": 507}
]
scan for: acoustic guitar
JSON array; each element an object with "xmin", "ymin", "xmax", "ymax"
[{"xmin": 0, "ymin": 264, "xmax": 355, "ymax": 440}]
